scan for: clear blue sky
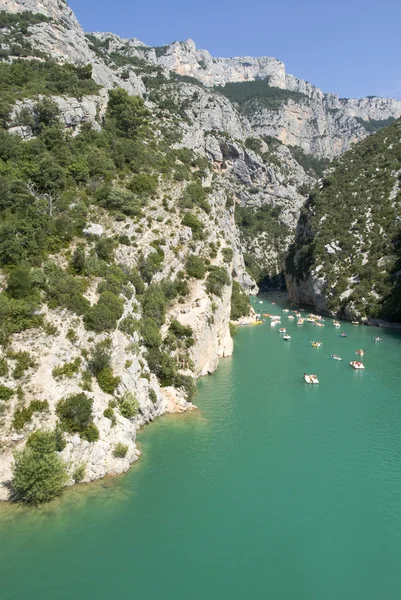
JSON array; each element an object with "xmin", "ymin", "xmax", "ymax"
[{"xmin": 69, "ymin": 0, "xmax": 401, "ymax": 100}]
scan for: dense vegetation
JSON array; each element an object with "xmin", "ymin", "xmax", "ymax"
[
  {"xmin": 214, "ymin": 78, "xmax": 308, "ymax": 114},
  {"xmin": 12, "ymin": 430, "xmax": 68, "ymax": 504},
  {"xmin": 0, "ymin": 12, "xmax": 52, "ymax": 61},
  {"xmin": 288, "ymin": 146, "xmax": 330, "ymax": 178},
  {"xmin": 286, "ymin": 118, "xmax": 401, "ymax": 320},
  {"xmin": 355, "ymin": 117, "xmax": 396, "ymax": 133},
  {"xmin": 230, "ymin": 281, "xmax": 251, "ymax": 320},
  {"xmin": 235, "ymin": 203, "xmax": 290, "ymax": 284}
]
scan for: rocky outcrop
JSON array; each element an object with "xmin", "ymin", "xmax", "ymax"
[
  {"xmin": 1, "ymin": 0, "xmax": 145, "ymax": 95},
  {"xmin": 156, "ymin": 39, "xmax": 287, "ymax": 89},
  {"xmin": 10, "ymin": 90, "xmax": 109, "ymax": 135}
]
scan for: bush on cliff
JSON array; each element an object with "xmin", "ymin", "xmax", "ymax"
[
  {"xmin": 230, "ymin": 281, "xmax": 251, "ymax": 320},
  {"xmin": 12, "ymin": 430, "xmax": 68, "ymax": 504},
  {"xmin": 206, "ymin": 266, "xmax": 230, "ymax": 298},
  {"xmin": 56, "ymin": 392, "xmax": 98, "ymax": 442}
]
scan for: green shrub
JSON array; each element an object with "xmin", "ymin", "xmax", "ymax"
[
  {"xmin": 73, "ymin": 463, "xmax": 86, "ymax": 483},
  {"xmin": 179, "ymin": 182, "xmax": 211, "ymax": 213},
  {"xmin": 98, "ymin": 188, "xmax": 142, "ymax": 217},
  {"xmin": 146, "ymin": 348, "xmax": 177, "ymax": 386},
  {"xmin": 54, "ymin": 424, "xmax": 66, "ymax": 452},
  {"xmin": 129, "ymin": 173, "xmax": 158, "ymax": 196},
  {"xmin": 113, "ymin": 442, "xmax": 128, "ymax": 458},
  {"xmin": 186, "ymin": 255, "xmax": 206, "ymax": 279},
  {"xmin": 182, "ymin": 212, "xmax": 204, "ymax": 239},
  {"xmin": 83, "ymin": 422, "xmax": 99, "ymax": 442},
  {"xmin": 0, "ymin": 357, "xmax": 8, "ymax": 377},
  {"xmin": 12, "ymin": 400, "xmax": 49, "ymax": 430},
  {"xmin": 88, "ymin": 344, "xmax": 111, "ymax": 375},
  {"xmin": 119, "ymin": 315, "xmax": 140, "ymax": 336},
  {"xmin": 52, "ymin": 357, "xmax": 81, "ymax": 379},
  {"xmin": 229, "ymin": 322, "xmax": 238, "ymax": 337},
  {"xmin": 6, "ymin": 266, "xmax": 36, "ymax": 299},
  {"xmin": 56, "ymin": 393, "xmax": 94, "ymax": 437},
  {"xmin": 43, "ymin": 321, "xmax": 59, "ymax": 336},
  {"xmin": 12, "ymin": 430, "xmax": 68, "ymax": 504},
  {"xmin": 9, "ymin": 351, "xmax": 36, "ymax": 379},
  {"xmin": 206, "ymin": 267, "xmax": 230, "ymax": 297},
  {"xmin": 70, "ymin": 246, "xmax": 86, "ymax": 274},
  {"xmin": 245, "ymin": 137, "xmax": 263, "ymax": 154},
  {"xmin": 96, "ymin": 367, "xmax": 120, "ymax": 394},
  {"xmin": 140, "ymin": 317, "xmax": 162, "ymax": 348},
  {"xmin": 149, "ymin": 388, "xmax": 157, "ymax": 404},
  {"xmin": 45, "ymin": 264, "xmax": 89, "ymax": 316},
  {"xmin": 140, "ymin": 284, "xmax": 167, "ymax": 327},
  {"xmin": 0, "ymin": 384, "xmax": 14, "ymax": 401},
  {"xmin": 139, "ymin": 247, "xmax": 164, "ymax": 283},
  {"xmin": 95, "ymin": 237, "xmax": 115, "ymax": 262},
  {"xmin": 222, "ymin": 247, "xmax": 234, "ymax": 263},
  {"xmin": 66, "ymin": 329, "xmax": 78, "ymax": 343},
  {"xmin": 168, "ymin": 319, "xmax": 193, "ymax": 340},
  {"xmin": 105, "ymin": 88, "xmax": 149, "ymax": 139},
  {"xmin": 118, "ymin": 391, "xmax": 139, "ymax": 419},
  {"xmin": 129, "ymin": 267, "xmax": 145, "ymax": 295},
  {"xmin": 103, "ymin": 406, "xmax": 114, "ymax": 419},
  {"xmin": 84, "ymin": 292, "xmax": 124, "ymax": 332},
  {"xmin": 230, "ymin": 281, "xmax": 251, "ymax": 320}
]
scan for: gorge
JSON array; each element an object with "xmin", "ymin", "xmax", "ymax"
[{"xmin": 0, "ymin": 0, "xmax": 401, "ymax": 504}]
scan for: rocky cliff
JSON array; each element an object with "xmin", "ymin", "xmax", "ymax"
[
  {"xmin": 87, "ymin": 33, "xmax": 401, "ymax": 159},
  {"xmin": 285, "ymin": 118, "xmax": 401, "ymax": 323},
  {"xmin": 1, "ymin": 0, "xmax": 401, "ymax": 500}
]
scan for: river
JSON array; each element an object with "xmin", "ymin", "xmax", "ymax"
[{"xmin": 1, "ymin": 294, "xmax": 401, "ymax": 599}]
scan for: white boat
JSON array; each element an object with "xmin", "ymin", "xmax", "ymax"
[
  {"xmin": 304, "ymin": 374, "xmax": 319, "ymax": 384},
  {"xmin": 288, "ymin": 315, "xmax": 294, "ymax": 320},
  {"xmin": 350, "ymin": 361, "xmax": 365, "ymax": 370},
  {"xmin": 283, "ymin": 334, "xmax": 291, "ymax": 340},
  {"xmin": 259, "ymin": 300, "xmax": 263, "ymax": 304},
  {"xmin": 331, "ymin": 354, "xmax": 342, "ymax": 361},
  {"xmin": 333, "ymin": 321, "xmax": 340, "ymax": 327},
  {"xmin": 374, "ymin": 337, "xmax": 382, "ymax": 343},
  {"xmin": 283, "ymin": 309, "xmax": 289, "ymax": 313},
  {"xmin": 315, "ymin": 322, "xmax": 324, "ymax": 328},
  {"xmin": 279, "ymin": 328, "xmax": 286, "ymax": 333},
  {"xmin": 297, "ymin": 318, "xmax": 304, "ymax": 325},
  {"xmin": 271, "ymin": 320, "xmax": 280, "ymax": 326}
]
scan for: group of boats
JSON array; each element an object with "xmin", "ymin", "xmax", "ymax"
[{"xmin": 254, "ymin": 302, "xmax": 386, "ymax": 385}]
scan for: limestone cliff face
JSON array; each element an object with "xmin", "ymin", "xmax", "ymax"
[
  {"xmin": 0, "ymin": 174, "xmax": 240, "ymax": 500},
  {"xmin": 150, "ymin": 40, "xmax": 401, "ymax": 158},
  {"xmin": 0, "ymin": 0, "xmax": 145, "ymax": 94},
  {"xmin": 247, "ymin": 98, "xmax": 367, "ymax": 158}
]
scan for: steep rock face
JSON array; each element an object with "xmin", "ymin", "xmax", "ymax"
[
  {"xmin": 247, "ymin": 98, "xmax": 367, "ymax": 158},
  {"xmin": 1, "ymin": 0, "xmax": 145, "ymax": 94},
  {"xmin": 156, "ymin": 39, "xmax": 287, "ymax": 88},
  {"xmin": 86, "ymin": 33, "xmax": 401, "ymax": 159},
  {"xmin": 10, "ymin": 89, "xmax": 109, "ymax": 136}
]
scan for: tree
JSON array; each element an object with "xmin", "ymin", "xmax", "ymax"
[
  {"xmin": 106, "ymin": 88, "xmax": 149, "ymax": 138},
  {"xmin": 12, "ymin": 430, "xmax": 68, "ymax": 504}
]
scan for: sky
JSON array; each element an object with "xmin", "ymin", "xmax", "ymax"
[{"xmin": 69, "ymin": 0, "xmax": 401, "ymax": 100}]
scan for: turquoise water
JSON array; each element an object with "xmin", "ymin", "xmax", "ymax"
[{"xmin": 2, "ymin": 294, "xmax": 401, "ymax": 600}]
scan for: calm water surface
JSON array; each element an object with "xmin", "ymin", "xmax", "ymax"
[{"xmin": 1, "ymin": 294, "xmax": 401, "ymax": 599}]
